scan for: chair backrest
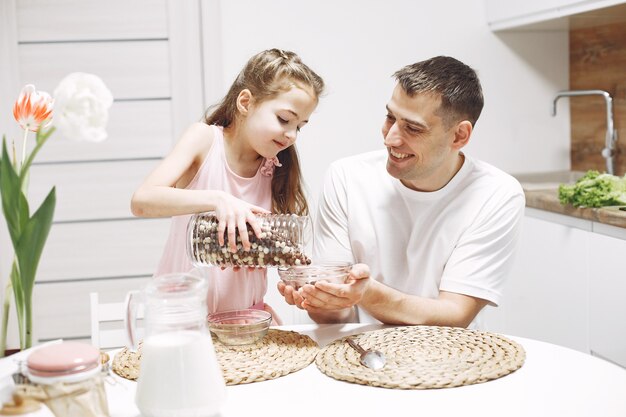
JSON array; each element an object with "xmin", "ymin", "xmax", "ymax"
[{"xmin": 90, "ymin": 292, "xmax": 144, "ymax": 350}]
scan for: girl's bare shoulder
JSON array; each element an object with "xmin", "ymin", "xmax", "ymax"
[
  {"xmin": 174, "ymin": 122, "xmax": 216, "ymax": 159},
  {"xmin": 182, "ymin": 122, "xmax": 215, "ymax": 147}
]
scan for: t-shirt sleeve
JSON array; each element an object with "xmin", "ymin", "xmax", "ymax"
[
  {"xmin": 312, "ymin": 162, "xmax": 355, "ymax": 264},
  {"xmin": 439, "ymin": 188, "xmax": 526, "ymax": 306}
]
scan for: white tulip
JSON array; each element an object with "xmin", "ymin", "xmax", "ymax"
[{"xmin": 52, "ymin": 72, "xmax": 113, "ymax": 142}]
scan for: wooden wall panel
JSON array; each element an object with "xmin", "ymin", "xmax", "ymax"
[
  {"xmin": 30, "ymin": 100, "xmax": 173, "ymax": 162},
  {"xmin": 0, "ymin": 0, "xmax": 204, "ymax": 346},
  {"xmin": 18, "ymin": 41, "xmax": 171, "ymax": 100},
  {"xmin": 37, "ymin": 218, "xmax": 170, "ymax": 282},
  {"xmin": 29, "ymin": 160, "xmax": 161, "ymax": 221},
  {"xmin": 16, "ymin": 0, "xmax": 167, "ymax": 42},
  {"xmin": 570, "ymin": 21, "xmax": 626, "ymax": 175},
  {"xmin": 33, "ymin": 276, "xmax": 150, "ymax": 342}
]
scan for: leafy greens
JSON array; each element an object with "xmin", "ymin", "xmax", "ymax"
[{"xmin": 558, "ymin": 170, "xmax": 626, "ymax": 208}]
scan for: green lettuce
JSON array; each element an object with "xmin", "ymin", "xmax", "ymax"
[{"xmin": 558, "ymin": 170, "xmax": 626, "ymax": 208}]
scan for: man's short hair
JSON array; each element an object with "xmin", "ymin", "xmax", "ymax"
[{"xmin": 393, "ymin": 56, "xmax": 484, "ymax": 128}]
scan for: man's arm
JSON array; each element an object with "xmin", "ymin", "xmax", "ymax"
[
  {"xmin": 300, "ymin": 179, "xmax": 525, "ymax": 327},
  {"xmin": 301, "ymin": 268, "xmax": 488, "ymax": 327}
]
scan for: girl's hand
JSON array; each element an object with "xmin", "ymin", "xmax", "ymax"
[{"xmin": 214, "ymin": 192, "xmax": 270, "ymax": 253}]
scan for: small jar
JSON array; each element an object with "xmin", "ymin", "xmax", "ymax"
[
  {"xmin": 16, "ymin": 342, "xmax": 109, "ymax": 417},
  {"xmin": 187, "ymin": 212, "xmax": 312, "ymax": 268}
]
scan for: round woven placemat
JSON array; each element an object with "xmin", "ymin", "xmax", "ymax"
[
  {"xmin": 316, "ymin": 326, "xmax": 525, "ymax": 389},
  {"xmin": 112, "ymin": 329, "xmax": 318, "ymax": 386},
  {"xmin": 213, "ymin": 329, "xmax": 318, "ymax": 385}
]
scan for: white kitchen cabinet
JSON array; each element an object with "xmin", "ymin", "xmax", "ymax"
[
  {"xmin": 485, "ymin": 0, "xmax": 626, "ymax": 31},
  {"xmin": 587, "ymin": 231, "xmax": 626, "ymax": 368},
  {"xmin": 485, "ymin": 209, "xmax": 591, "ymax": 353},
  {"xmin": 486, "ymin": 207, "xmax": 626, "ymax": 366}
]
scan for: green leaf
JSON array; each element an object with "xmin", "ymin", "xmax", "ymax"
[
  {"xmin": 15, "ymin": 186, "xmax": 56, "ymax": 300},
  {"xmin": 0, "ymin": 139, "xmax": 30, "ymax": 248}
]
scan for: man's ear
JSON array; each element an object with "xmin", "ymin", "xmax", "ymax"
[
  {"xmin": 452, "ymin": 120, "xmax": 472, "ymax": 149},
  {"xmin": 236, "ymin": 89, "xmax": 253, "ymax": 115}
]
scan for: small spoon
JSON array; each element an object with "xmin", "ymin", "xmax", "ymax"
[{"xmin": 346, "ymin": 337, "xmax": 386, "ymax": 370}]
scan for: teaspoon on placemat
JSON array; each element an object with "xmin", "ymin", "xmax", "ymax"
[{"xmin": 346, "ymin": 337, "xmax": 386, "ymax": 370}]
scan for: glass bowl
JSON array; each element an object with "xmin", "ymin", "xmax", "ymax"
[
  {"xmin": 206, "ymin": 309, "xmax": 271, "ymax": 345},
  {"xmin": 277, "ymin": 261, "xmax": 353, "ymax": 290}
]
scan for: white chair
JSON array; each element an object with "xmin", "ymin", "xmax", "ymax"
[{"xmin": 90, "ymin": 292, "xmax": 144, "ymax": 350}]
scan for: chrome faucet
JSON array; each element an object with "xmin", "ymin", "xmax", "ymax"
[{"xmin": 552, "ymin": 90, "xmax": 618, "ymax": 175}]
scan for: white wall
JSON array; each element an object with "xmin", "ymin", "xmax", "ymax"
[
  {"xmin": 199, "ymin": 0, "xmax": 570, "ymax": 323},
  {"xmin": 201, "ymin": 0, "xmax": 571, "ymax": 210},
  {"xmin": 0, "ymin": 0, "xmax": 572, "ymax": 332}
]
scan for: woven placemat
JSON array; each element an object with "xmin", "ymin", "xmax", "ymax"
[
  {"xmin": 316, "ymin": 326, "xmax": 525, "ymax": 389},
  {"xmin": 213, "ymin": 329, "xmax": 318, "ymax": 385},
  {"xmin": 112, "ymin": 329, "xmax": 318, "ymax": 385}
]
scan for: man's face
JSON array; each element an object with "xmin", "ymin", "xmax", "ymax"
[{"xmin": 382, "ymin": 84, "xmax": 458, "ymax": 191}]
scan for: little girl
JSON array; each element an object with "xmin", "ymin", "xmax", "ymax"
[{"xmin": 131, "ymin": 49, "xmax": 324, "ymax": 319}]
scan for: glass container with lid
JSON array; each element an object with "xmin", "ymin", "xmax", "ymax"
[
  {"xmin": 187, "ymin": 212, "xmax": 312, "ymax": 268},
  {"xmin": 25, "ymin": 342, "xmax": 101, "ymax": 384},
  {"xmin": 15, "ymin": 342, "xmax": 108, "ymax": 417}
]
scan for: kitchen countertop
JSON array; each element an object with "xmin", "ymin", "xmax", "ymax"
[
  {"xmin": 524, "ymin": 188, "xmax": 626, "ymax": 229},
  {"xmin": 514, "ymin": 170, "xmax": 626, "ymax": 229}
]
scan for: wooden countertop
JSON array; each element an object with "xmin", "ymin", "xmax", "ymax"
[{"xmin": 524, "ymin": 188, "xmax": 626, "ymax": 229}]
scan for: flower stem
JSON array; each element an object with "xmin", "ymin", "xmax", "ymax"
[
  {"xmin": 0, "ymin": 281, "xmax": 11, "ymax": 358},
  {"xmin": 11, "ymin": 140, "xmax": 17, "ymax": 166},
  {"xmin": 20, "ymin": 129, "xmax": 28, "ymax": 168},
  {"xmin": 24, "ymin": 300, "xmax": 32, "ymax": 349}
]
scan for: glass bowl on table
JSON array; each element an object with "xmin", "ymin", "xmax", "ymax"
[
  {"xmin": 277, "ymin": 261, "xmax": 353, "ymax": 290},
  {"xmin": 207, "ymin": 309, "xmax": 272, "ymax": 346}
]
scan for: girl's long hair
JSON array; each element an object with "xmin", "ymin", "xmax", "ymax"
[{"xmin": 204, "ymin": 48, "xmax": 324, "ymax": 215}]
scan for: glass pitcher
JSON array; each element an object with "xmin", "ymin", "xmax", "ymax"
[{"xmin": 125, "ymin": 272, "xmax": 226, "ymax": 417}]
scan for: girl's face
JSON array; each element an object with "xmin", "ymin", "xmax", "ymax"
[{"xmin": 240, "ymin": 85, "xmax": 318, "ymax": 159}]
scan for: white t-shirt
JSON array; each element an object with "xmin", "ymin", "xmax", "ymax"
[{"xmin": 313, "ymin": 149, "xmax": 525, "ymax": 329}]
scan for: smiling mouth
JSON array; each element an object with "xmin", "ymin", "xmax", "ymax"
[
  {"xmin": 274, "ymin": 140, "xmax": 288, "ymax": 148},
  {"xmin": 389, "ymin": 148, "xmax": 412, "ymax": 160}
]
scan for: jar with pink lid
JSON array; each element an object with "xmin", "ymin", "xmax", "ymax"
[{"xmin": 13, "ymin": 342, "xmax": 109, "ymax": 417}]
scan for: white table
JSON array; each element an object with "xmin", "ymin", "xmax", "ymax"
[{"xmin": 107, "ymin": 323, "xmax": 626, "ymax": 417}]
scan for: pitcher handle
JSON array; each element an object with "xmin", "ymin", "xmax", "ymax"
[{"xmin": 124, "ymin": 290, "xmax": 140, "ymax": 350}]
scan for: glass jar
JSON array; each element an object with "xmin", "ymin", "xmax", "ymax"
[
  {"xmin": 125, "ymin": 273, "xmax": 226, "ymax": 417},
  {"xmin": 16, "ymin": 342, "xmax": 108, "ymax": 417},
  {"xmin": 187, "ymin": 212, "xmax": 312, "ymax": 268}
]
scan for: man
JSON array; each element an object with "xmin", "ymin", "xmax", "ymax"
[{"xmin": 278, "ymin": 56, "xmax": 525, "ymax": 329}]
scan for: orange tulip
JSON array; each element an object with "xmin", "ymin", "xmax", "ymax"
[{"xmin": 12, "ymin": 84, "xmax": 53, "ymax": 132}]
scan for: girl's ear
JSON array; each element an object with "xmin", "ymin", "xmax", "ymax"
[
  {"xmin": 452, "ymin": 120, "xmax": 472, "ymax": 149},
  {"xmin": 236, "ymin": 89, "xmax": 253, "ymax": 115}
]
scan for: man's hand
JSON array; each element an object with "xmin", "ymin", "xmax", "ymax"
[
  {"xmin": 300, "ymin": 263, "xmax": 370, "ymax": 313},
  {"xmin": 277, "ymin": 280, "xmax": 306, "ymax": 309}
]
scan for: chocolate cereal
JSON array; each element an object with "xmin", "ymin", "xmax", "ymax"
[{"xmin": 188, "ymin": 212, "xmax": 311, "ymax": 268}]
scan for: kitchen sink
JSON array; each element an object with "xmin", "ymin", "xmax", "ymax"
[{"xmin": 511, "ymin": 170, "xmax": 586, "ymax": 191}]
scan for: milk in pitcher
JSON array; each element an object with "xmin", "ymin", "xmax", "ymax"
[{"xmin": 136, "ymin": 330, "xmax": 226, "ymax": 417}]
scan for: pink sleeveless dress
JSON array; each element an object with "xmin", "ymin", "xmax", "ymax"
[{"xmin": 154, "ymin": 125, "xmax": 272, "ymax": 312}]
